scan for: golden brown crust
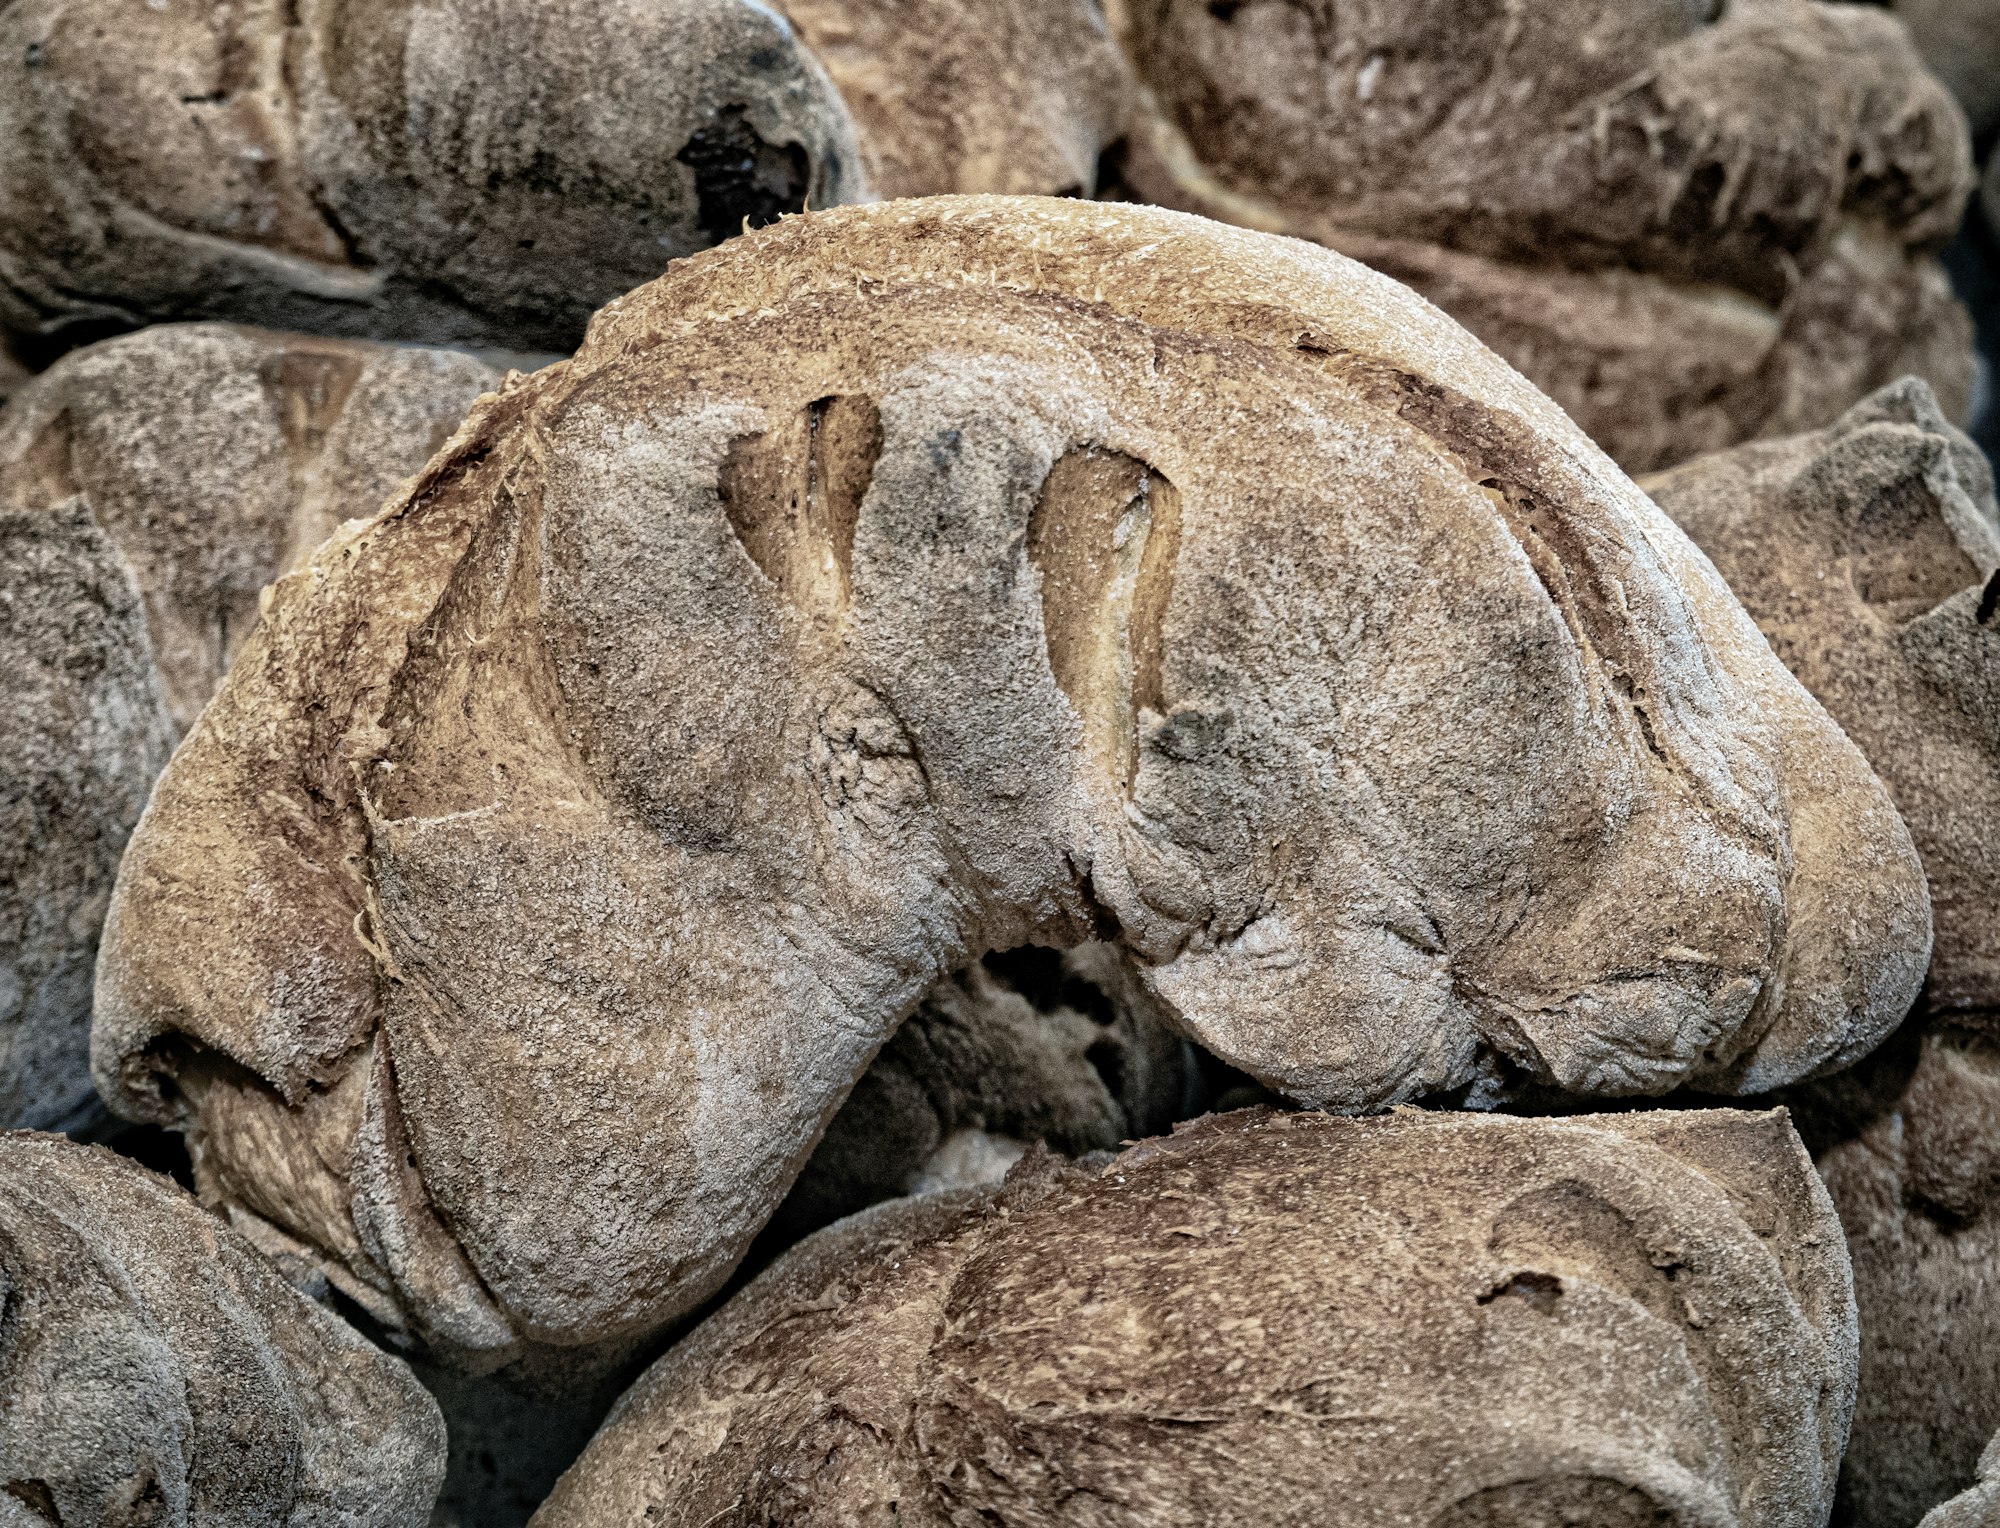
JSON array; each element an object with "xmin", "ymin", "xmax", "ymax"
[{"xmin": 93, "ymin": 197, "xmax": 1927, "ymax": 1376}]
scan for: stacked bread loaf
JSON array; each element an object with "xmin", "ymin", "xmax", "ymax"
[{"xmin": 0, "ymin": 3, "xmax": 1994, "ymax": 1524}]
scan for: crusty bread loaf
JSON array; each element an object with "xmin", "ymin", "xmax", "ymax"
[
  {"xmin": 92, "ymin": 197, "xmax": 1927, "ymax": 1380},
  {"xmin": 0, "ymin": 0, "xmax": 1130, "ymax": 356},
  {"xmin": 0, "ymin": 1131, "xmax": 445, "ymax": 1527},
  {"xmin": 535, "ymin": 1107, "xmax": 1856, "ymax": 1528},
  {"xmin": 0, "ymin": 325, "xmax": 498, "ymax": 1131},
  {"xmin": 1108, "ymin": 0, "xmax": 1977, "ymax": 473},
  {"xmin": 0, "ymin": 0, "xmax": 866, "ymax": 352}
]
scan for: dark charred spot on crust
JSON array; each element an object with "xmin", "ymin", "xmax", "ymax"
[
  {"xmin": 1207, "ymin": 0, "xmax": 1242, "ymax": 19},
  {"xmin": 1476, "ymin": 1270, "xmax": 1564, "ymax": 1312},
  {"xmin": 677, "ymin": 104, "xmax": 811, "ymax": 246},
  {"xmin": 3, "ymin": 1480, "xmax": 60, "ymax": 1525}
]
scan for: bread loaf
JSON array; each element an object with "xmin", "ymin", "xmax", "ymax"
[
  {"xmin": 93, "ymin": 198, "xmax": 1927, "ymax": 1380},
  {"xmin": 0, "ymin": 1131, "xmax": 445, "ymax": 1527},
  {"xmin": 0, "ymin": 324, "xmax": 498, "ymax": 1131},
  {"xmin": 1649, "ymin": 380, "xmax": 2000, "ymax": 1526},
  {"xmin": 536, "ymin": 1107, "xmax": 1856, "ymax": 1528},
  {"xmin": 0, "ymin": 0, "xmax": 1129, "ymax": 355},
  {"xmin": 1648, "ymin": 378, "xmax": 2000, "ymax": 1018},
  {"xmin": 1109, "ymin": 0, "xmax": 1977, "ymax": 473}
]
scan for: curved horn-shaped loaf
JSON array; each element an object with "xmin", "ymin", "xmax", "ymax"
[
  {"xmin": 0, "ymin": 324, "xmax": 500, "ymax": 1132},
  {"xmin": 93, "ymin": 198, "xmax": 1927, "ymax": 1375},
  {"xmin": 0, "ymin": 1132, "xmax": 445, "ymax": 1527},
  {"xmin": 1109, "ymin": 0, "xmax": 1976, "ymax": 473},
  {"xmin": 535, "ymin": 1108, "xmax": 1856, "ymax": 1528}
]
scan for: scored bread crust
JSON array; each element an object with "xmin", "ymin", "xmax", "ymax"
[{"xmin": 92, "ymin": 196, "xmax": 1927, "ymax": 1375}]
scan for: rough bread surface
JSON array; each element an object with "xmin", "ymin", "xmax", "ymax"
[
  {"xmin": 93, "ymin": 197, "xmax": 1928, "ymax": 1378},
  {"xmin": 1649, "ymin": 377, "xmax": 2000, "ymax": 1021},
  {"xmin": 0, "ymin": 0, "xmax": 867, "ymax": 351},
  {"xmin": 0, "ymin": 324, "xmax": 499, "ymax": 1131},
  {"xmin": 0, "ymin": 0, "xmax": 1132, "ymax": 354},
  {"xmin": 534, "ymin": 1107, "xmax": 1857, "ymax": 1528},
  {"xmin": 1650, "ymin": 382, "xmax": 2000, "ymax": 1526},
  {"xmin": 1801, "ymin": 1030, "xmax": 2000, "ymax": 1527},
  {"xmin": 773, "ymin": 0, "xmax": 1129, "ymax": 200},
  {"xmin": 0, "ymin": 1131, "xmax": 445, "ymax": 1527},
  {"xmin": 1110, "ymin": 0, "xmax": 1976, "ymax": 472}
]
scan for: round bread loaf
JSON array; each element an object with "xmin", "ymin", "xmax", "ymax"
[
  {"xmin": 1650, "ymin": 381, "xmax": 2000, "ymax": 1527},
  {"xmin": 93, "ymin": 197, "xmax": 1928, "ymax": 1379}
]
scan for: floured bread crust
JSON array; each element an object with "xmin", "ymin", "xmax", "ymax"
[
  {"xmin": 0, "ymin": 324, "xmax": 498, "ymax": 1131},
  {"xmin": 774, "ymin": 0, "xmax": 1130, "ymax": 199},
  {"xmin": 92, "ymin": 197, "xmax": 1927, "ymax": 1378},
  {"xmin": 0, "ymin": 0, "xmax": 868, "ymax": 351},
  {"xmin": 536, "ymin": 1108, "xmax": 1856, "ymax": 1528},
  {"xmin": 0, "ymin": 1131, "xmax": 445, "ymax": 1526},
  {"xmin": 0, "ymin": 0, "xmax": 1135, "ymax": 355},
  {"xmin": 1649, "ymin": 378, "xmax": 2000, "ymax": 1021},
  {"xmin": 1109, "ymin": 0, "xmax": 1978, "ymax": 472}
]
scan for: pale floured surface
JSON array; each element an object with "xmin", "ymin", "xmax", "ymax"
[{"xmin": 0, "ymin": 324, "xmax": 498, "ymax": 1131}]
